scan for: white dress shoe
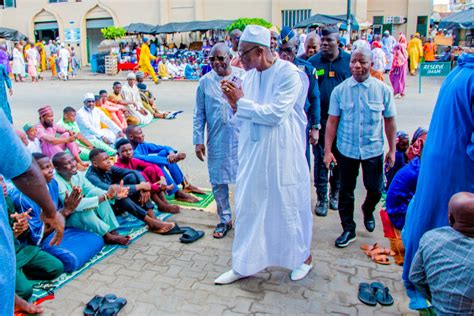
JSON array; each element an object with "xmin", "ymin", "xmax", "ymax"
[
  {"xmin": 290, "ymin": 263, "xmax": 313, "ymax": 281},
  {"xmin": 214, "ymin": 270, "xmax": 245, "ymax": 285}
]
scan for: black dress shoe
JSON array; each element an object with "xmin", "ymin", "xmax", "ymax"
[
  {"xmin": 364, "ymin": 215, "xmax": 376, "ymax": 232},
  {"xmin": 315, "ymin": 199, "xmax": 328, "ymax": 217},
  {"xmin": 329, "ymin": 193, "xmax": 338, "ymax": 210},
  {"xmin": 335, "ymin": 231, "xmax": 357, "ymax": 248}
]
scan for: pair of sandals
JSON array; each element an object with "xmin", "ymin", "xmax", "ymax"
[
  {"xmin": 360, "ymin": 243, "xmax": 396, "ymax": 265},
  {"xmin": 84, "ymin": 294, "xmax": 127, "ymax": 316},
  {"xmin": 358, "ymin": 282, "xmax": 394, "ymax": 306},
  {"xmin": 162, "ymin": 223, "xmax": 205, "ymax": 243},
  {"xmin": 213, "ymin": 222, "xmax": 232, "ymax": 239}
]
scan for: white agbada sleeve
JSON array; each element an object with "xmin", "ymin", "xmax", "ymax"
[
  {"xmin": 76, "ymin": 108, "xmax": 103, "ymax": 141},
  {"xmin": 236, "ymin": 70, "xmax": 302, "ymax": 126}
]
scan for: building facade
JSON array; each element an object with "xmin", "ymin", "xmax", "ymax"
[{"xmin": 0, "ymin": 0, "xmax": 433, "ymax": 65}]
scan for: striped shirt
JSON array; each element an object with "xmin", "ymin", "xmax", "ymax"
[
  {"xmin": 328, "ymin": 76, "xmax": 396, "ymax": 160},
  {"xmin": 409, "ymin": 227, "xmax": 474, "ymax": 315},
  {"xmin": 193, "ymin": 67, "xmax": 244, "ymax": 184}
]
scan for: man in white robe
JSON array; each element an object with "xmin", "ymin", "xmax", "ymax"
[
  {"xmin": 76, "ymin": 93, "xmax": 124, "ymax": 146},
  {"xmin": 58, "ymin": 43, "xmax": 70, "ymax": 81},
  {"xmin": 121, "ymin": 72, "xmax": 153, "ymax": 125},
  {"xmin": 215, "ymin": 25, "xmax": 313, "ymax": 284}
]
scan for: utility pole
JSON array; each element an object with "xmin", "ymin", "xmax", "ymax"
[{"xmin": 347, "ymin": 0, "xmax": 352, "ymax": 42}]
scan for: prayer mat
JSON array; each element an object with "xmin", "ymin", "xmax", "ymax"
[
  {"xmin": 29, "ymin": 210, "xmax": 172, "ymax": 302},
  {"xmin": 165, "ymin": 188, "xmax": 216, "ymax": 213}
]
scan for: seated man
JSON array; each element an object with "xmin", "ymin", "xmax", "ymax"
[
  {"xmin": 9, "ymin": 153, "xmax": 104, "ymax": 273},
  {"xmin": 97, "ymin": 89, "xmax": 128, "ymax": 130},
  {"xmin": 35, "ymin": 105, "xmax": 88, "ymax": 170},
  {"xmin": 135, "ymin": 71, "xmax": 169, "ymax": 118},
  {"xmin": 108, "ymin": 81, "xmax": 140, "ymax": 126},
  {"xmin": 86, "ymin": 148, "xmax": 175, "ymax": 234},
  {"xmin": 76, "ymin": 93, "xmax": 124, "ymax": 147},
  {"xmin": 58, "ymin": 106, "xmax": 116, "ymax": 160},
  {"xmin": 126, "ymin": 125, "xmax": 203, "ymax": 203},
  {"xmin": 409, "ymin": 192, "xmax": 474, "ymax": 316},
  {"xmin": 23, "ymin": 123, "xmax": 41, "ymax": 154},
  {"xmin": 158, "ymin": 56, "xmax": 170, "ymax": 79},
  {"xmin": 121, "ymin": 73, "xmax": 154, "ymax": 125},
  {"xmin": 167, "ymin": 58, "xmax": 180, "ymax": 78},
  {"xmin": 115, "ymin": 138, "xmax": 179, "ymax": 214},
  {"xmin": 53, "ymin": 152, "xmax": 130, "ymax": 245},
  {"xmin": 2, "ymin": 176, "xmax": 63, "ymax": 301}
]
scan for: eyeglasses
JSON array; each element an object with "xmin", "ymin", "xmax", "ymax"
[
  {"xmin": 209, "ymin": 55, "xmax": 227, "ymax": 62},
  {"xmin": 238, "ymin": 46, "xmax": 258, "ymax": 58}
]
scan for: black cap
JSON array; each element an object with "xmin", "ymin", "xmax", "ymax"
[{"xmin": 321, "ymin": 26, "xmax": 339, "ymax": 36}]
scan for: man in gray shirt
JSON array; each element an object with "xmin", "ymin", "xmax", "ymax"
[{"xmin": 410, "ymin": 192, "xmax": 474, "ymax": 316}]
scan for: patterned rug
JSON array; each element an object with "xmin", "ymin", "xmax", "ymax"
[
  {"xmin": 165, "ymin": 189, "xmax": 216, "ymax": 213},
  {"xmin": 29, "ymin": 210, "xmax": 173, "ymax": 302}
]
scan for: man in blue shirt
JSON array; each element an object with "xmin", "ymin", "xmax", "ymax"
[
  {"xmin": 308, "ymin": 27, "xmax": 351, "ymax": 216},
  {"xmin": 0, "ymin": 109, "xmax": 64, "ymax": 315},
  {"xmin": 324, "ymin": 48, "xmax": 397, "ymax": 248}
]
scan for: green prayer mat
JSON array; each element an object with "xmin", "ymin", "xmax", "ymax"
[
  {"xmin": 165, "ymin": 189, "xmax": 216, "ymax": 211},
  {"xmin": 30, "ymin": 210, "xmax": 172, "ymax": 302}
]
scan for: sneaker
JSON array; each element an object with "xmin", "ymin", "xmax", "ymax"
[{"xmin": 335, "ymin": 231, "xmax": 357, "ymax": 248}]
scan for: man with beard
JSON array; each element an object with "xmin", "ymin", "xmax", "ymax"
[
  {"xmin": 35, "ymin": 105, "xmax": 88, "ymax": 171},
  {"xmin": 308, "ymin": 27, "xmax": 351, "ymax": 217},
  {"xmin": 194, "ymin": 43, "xmax": 245, "ymax": 238},
  {"xmin": 323, "ymin": 48, "xmax": 396, "ymax": 248},
  {"xmin": 53, "ymin": 152, "xmax": 130, "ymax": 245}
]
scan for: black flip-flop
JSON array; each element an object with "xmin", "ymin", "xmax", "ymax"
[
  {"xmin": 84, "ymin": 295, "xmax": 104, "ymax": 316},
  {"xmin": 180, "ymin": 227, "xmax": 204, "ymax": 244},
  {"xmin": 371, "ymin": 282, "xmax": 394, "ymax": 306},
  {"xmin": 160, "ymin": 223, "xmax": 185, "ymax": 235},
  {"xmin": 358, "ymin": 282, "xmax": 377, "ymax": 306},
  {"xmin": 97, "ymin": 294, "xmax": 127, "ymax": 316}
]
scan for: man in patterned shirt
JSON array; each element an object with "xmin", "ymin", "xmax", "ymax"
[
  {"xmin": 324, "ymin": 47, "xmax": 397, "ymax": 248},
  {"xmin": 409, "ymin": 192, "xmax": 474, "ymax": 315}
]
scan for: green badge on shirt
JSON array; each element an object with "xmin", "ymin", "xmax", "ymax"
[{"xmin": 317, "ymin": 69, "xmax": 325, "ymax": 76}]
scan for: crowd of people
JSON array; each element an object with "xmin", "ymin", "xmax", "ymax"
[
  {"xmin": 1, "ymin": 39, "xmax": 80, "ymax": 83},
  {"xmin": 0, "ymin": 22, "xmax": 472, "ymax": 316}
]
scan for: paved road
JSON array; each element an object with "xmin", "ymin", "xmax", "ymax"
[{"xmin": 8, "ymin": 71, "xmax": 443, "ymax": 315}]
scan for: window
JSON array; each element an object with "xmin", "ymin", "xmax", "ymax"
[
  {"xmin": 373, "ymin": 16, "xmax": 384, "ymax": 25},
  {"xmin": 2, "ymin": 0, "xmax": 16, "ymax": 8},
  {"xmin": 281, "ymin": 9, "xmax": 312, "ymax": 28},
  {"xmin": 49, "ymin": 0, "xmax": 67, "ymax": 3}
]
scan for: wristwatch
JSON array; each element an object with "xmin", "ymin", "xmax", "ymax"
[{"xmin": 311, "ymin": 124, "xmax": 321, "ymax": 130}]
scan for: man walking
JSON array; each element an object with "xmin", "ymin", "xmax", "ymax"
[
  {"xmin": 324, "ymin": 48, "xmax": 397, "ymax": 248},
  {"xmin": 308, "ymin": 27, "xmax": 351, "ymax": 216},
  {"xmin": 216, "ymin": 25, "xmax": 313, "ymax": 284},
  {"xmin": 194, "ymin": 43, "xmax": 245, "ymax": 238}
]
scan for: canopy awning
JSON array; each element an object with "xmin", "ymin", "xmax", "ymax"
[
  {"xmin": 0, "ymin": 27, "xmax": 27, "ymax": 41},
  {"xmin": 294, "ymin": 13, "xmax": 359, "ymax": 31},
  {"xmin": 439, "ymin": 8, "xmax": 474, "ymax": 29},
  {"xmin": 153, "ymin": 20, "xmax": 235, "ymax": 34},
  {"xmin": 124, "ymin": 23, "xmax": 157, "ymax": 34}
]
